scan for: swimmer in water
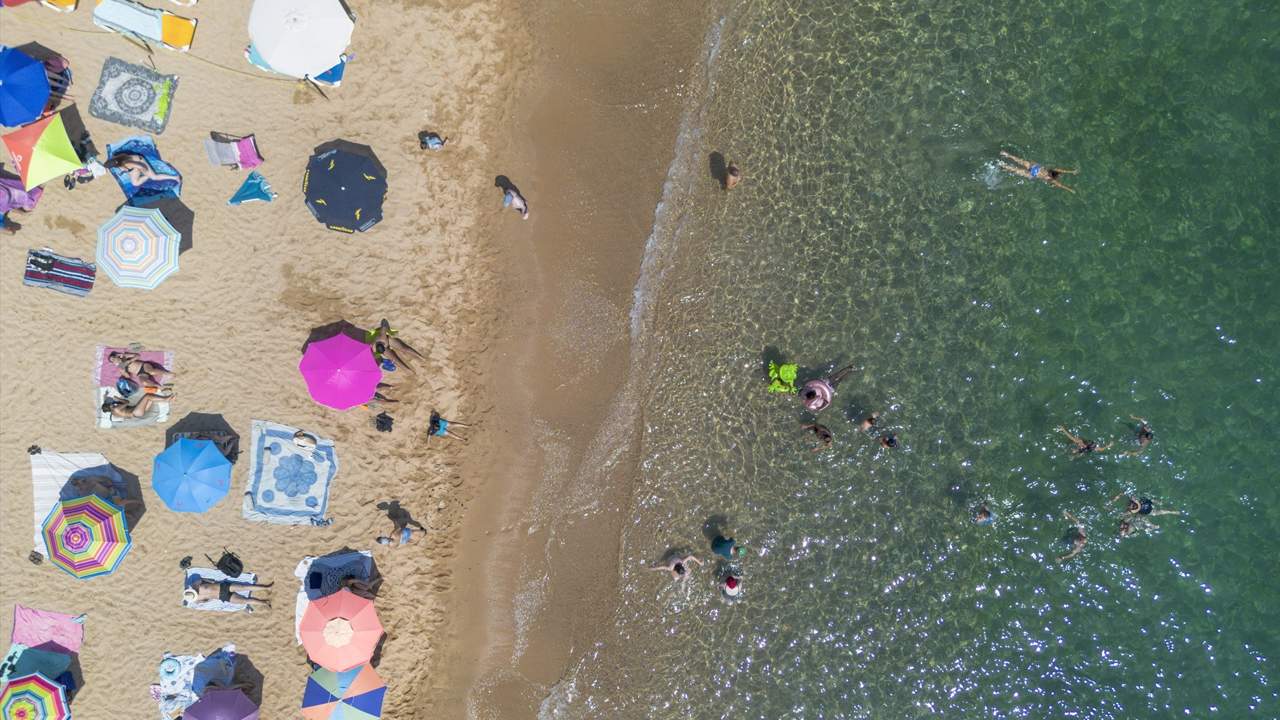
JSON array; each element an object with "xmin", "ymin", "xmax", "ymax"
[
  {"xmin": 997, "ymin": 150, "xmax": 1077, "ymax": 193},
  {"xmin": 974, "ymin": 504, "xmax": 995, "ymax": 525},
  {"xmin": 801, "ymin": 423, "xmax": 834, "ymax": 451},
  {"xmin": 1057, "ymin": 426, "xmax": 1112, "ymax": 457},
  {"xmin": 721, "ymin": 573, "xmax": 742, "ymax": 598},
  {"xmin": 859, "ymin": 411, "xmax": 880, "ymax": 432},
  {"xmin": 879, "ymin": 432, "xmax": 899, "ymax": 449},
  {"xmin": 724, "ymin": 163, "xmax": 742, "ymax": 190},
  {"xmin": 649, "ymin": 554, "xmax": 702, "ymax": 581},
  {"xmin": 800, "ymin": 364, "xmax": 856, "ymax": 412},
  {"xmin": 1057, "ymin": 511, "xmax": 1087, "ymax": 563},
  {"xmin": 1111, "ymin": 492, "xmax": 1180, "ymax": 518},
  {"xmin": 1124, "ymin": 415, "xmax": 1154, "ymax": 456}
]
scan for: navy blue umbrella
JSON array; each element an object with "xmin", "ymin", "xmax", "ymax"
[
  {"xmin": 305, "ymin": 550, "xmax": 374, "ymax": 600},
  {"xmin": 302, "ymin": 141, "xmax": 386, "ymax": 233}
]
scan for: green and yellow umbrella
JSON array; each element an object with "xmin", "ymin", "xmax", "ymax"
[
  {"xmin": 1, "ymin": 112, "xmax": 81, "ymax": 190},
  {"xmin": 41, "ymin": 495, "xmax": 132, "ymax": 580},
  {"xmin": 0, "ymin": 672, "xmax": 69, "ymax": 720}
]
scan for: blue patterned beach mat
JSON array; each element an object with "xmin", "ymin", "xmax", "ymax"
[{"xmin": 243, "ymin": 420, "xmax": 337, "ymax": 525}]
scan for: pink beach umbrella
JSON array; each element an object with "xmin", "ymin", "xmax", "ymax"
[
  {"xmin": 299, "ymin": 590, "xmax": 383, "ymax": 672},
  {"xmin": 298, "ymin": 333, "xmax": 380, "ymax": 410}
]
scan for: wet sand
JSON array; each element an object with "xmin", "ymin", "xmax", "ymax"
[{"xmin": 438, "ymin": 1, "xmax": 715, "ymax": 716}]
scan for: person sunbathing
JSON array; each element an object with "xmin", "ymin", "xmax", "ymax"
[
  {"xmin": 103, "ymin": 153, "xmax": 181, "ymax": 187},
  {"xmin": 68, "ymin": 475, "xmax": 143, "ymax": 515},
  {"xmin": 108, "ymin": 351, "xmax": 175, "ymax": 386},
  {"xmin": 427, "ymin": 411, "xmax": 470, "ymax": 444},
  {"xmin": 101, "ymin": 393, "xmax": 169, "ymax": 420},
  {"xmin": 367, "ymin": 319, "xmax": 426, "ymax": 372},
  {"xmin": 185, "ymin": 578, "xmax": 273, "ymax": 610}
]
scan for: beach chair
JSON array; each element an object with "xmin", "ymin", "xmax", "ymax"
[
  {"xmin": 203, "ymin": 132, "xmax": 263, "ymax": 170},
  {"xmin": 93, "ymin": 0, "xmax": 197, "ymax": 53},
  {"xmin": 41, "ymin": 0, "xmax": 78, "ymax": 12}
]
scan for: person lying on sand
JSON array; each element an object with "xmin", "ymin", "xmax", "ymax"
[
  {"xmin": 1057, "ymin": 426, "xmax": 1111, "ymax": 456},
  {"xmin": 108, "ymin": 350, "xmax": 175, "ymax": 386},
  {"xmin": 103, "ymin": 153, "xmax": 181, "ymax": 187},
  {"xmin": 68, "ymin": 475, "xmax": 143, "ymax": 515},
  {"xmin": 800, "ymin": 364, "xmax": 856, "ymax": 412},
  {"xmin": 185, "ymin": 578, "xmax": 273, "ymax": 609},
  {"xmin": 427, "ymin": 411, "xmax": 470, "ymax": 444},
  {"xmin": 101, "ymin": 392, "xmax": 170, "ymax": 420},
  {"xmin": 1, "ymin": 212, "xmax": 20, "ymax": 235},
  {"xmin": 367, "ymin": 319, "xmax": 426, "ymax": 373},
  {"xmin": 997, "ymin": 150, "xmax": 1077, "ymax": 193},
  {"xmin": 650, "ymin": 554, "xmax": 702, "ymax": 581}
]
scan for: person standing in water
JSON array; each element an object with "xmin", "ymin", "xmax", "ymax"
[
  {"xmin": 801, "ymin": 423, "xmax": 834, "ymax": 451},
  {"xmin": 1057, "ymin": 511, "xmax": 1088, "ymax": 563},
  {"xmin": 724, "ymin": 163, "xmax": 742, "ymax": 190},
  {"xmin": 859, "ymin": 412, "xmax": 880, "ymax": 432},
  {"xmin": 1057, "ymin": 425, "xmax": 1112, "ymax": 456},
  {"xmin": 997, "ymin": 150, "xmax": 1077, "ymax": 193},
  {"xmin": 800, "ymin": 364, "xmax": 856, "ymax": 412},
  {"xmin": 974, "ymin": 504, "xmax": 995, "ymax": 525},
  {"xmin": 711, "ymin": 534, "xmax": 746, "ymax": 561},
  {"xmin": 650, "ymin": 554, "xmax": 702, "ymax": 581},
  {"xmin": 721, "ymin": 573, "xmax": 742, "ymax": 599}
]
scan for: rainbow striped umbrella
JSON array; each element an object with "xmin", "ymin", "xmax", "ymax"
[
  {"xmin": 41, "ymin": 495, "xmax": 132, "ymax": 580},
  {"xmin": 0, "ymin": 672, "xmax": 69, "ymax": 720},
  {"xmin": 97, "ymin": 205, "xmax": 181, "ymax": 289}
]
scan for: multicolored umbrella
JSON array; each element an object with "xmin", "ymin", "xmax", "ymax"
[
  {"xmin": 299, "ymin": 590, "xmax": 383, "ymax": 672},
  {"xmin": 41, "ymin": 495, "xmax": 132, "ymax": 580},
  {"xmin": 298, "ymin": 333, "xmax": 380, "ymax": 410},
  {"xmin": 97, "ymin": 205, "xmax": 181, "ymax": 289},
  {"xmin": 302, "ymin": 663, "xmax": 385, "ymax": 720},
  {"xmin": 0, "ymin": 672, "xmax": 69, "ymax": 720},
  {"xmin": 249, "ymin": 0, "xmax": 354, "ymax": 79},
  {"xmin": 0, "ymin": 47, "xmax": 51, "ymax": 127},
  {"xmin": 1, "ymin": 112, "xmax": 80, "ymax": 190},
  {"xmin": 184, "ymin": 688, "xmax": 259, "ymax": 720},
  {"xmin": 153, "ymin": 438, "xmax": 233, "ymax": 513},
  {"xmin": 302, "ymin": 142, "xmax": 386, "ymax": 233}
]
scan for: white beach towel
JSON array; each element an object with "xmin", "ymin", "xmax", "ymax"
[
  {"xmin": 243, "ymin": 420, "xmax": 337, "ymax": 525},
  {"xmin": 95, "ymin": 386, "xmax": 171, "ymax": 429},
  {"xmin": 28, "ymin": 451, "xmax": 111, "ymax": 555},
  {"xmin": 182, "ymin": 568, "xmax": 259, "ymax": 613},
  {"xmin": 292, "ymin": 557, "xmax": 314, "ymax": 644}
]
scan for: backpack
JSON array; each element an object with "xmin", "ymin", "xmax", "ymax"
[{"xmin": 206, "ymin": 549, "xmax": 243, "ymax": 578}]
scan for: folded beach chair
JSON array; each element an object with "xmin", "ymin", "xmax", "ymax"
[
  {"xmin": 182, "ymin": 568, "xmax": 259, "ymax": 613},
  {"xmin": 93, "ymin": 0, "xmax": 197, "ymax": 53},
  {"xmin": 203, "ymin": 132, "xmax": 263, "ymax": 170}
]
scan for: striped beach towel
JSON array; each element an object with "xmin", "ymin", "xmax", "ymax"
[
  {"xmin": 23, "ymin": 248, "xmax": 95, "ymax": 297},
  {"xmin": 28, "ymin": 451, "xmax": 113, "ymax": 556}
]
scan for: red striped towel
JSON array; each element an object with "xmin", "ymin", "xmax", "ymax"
[{"xmin": 24, "ymin": 248, "xmax": 95, "ymax": 297}]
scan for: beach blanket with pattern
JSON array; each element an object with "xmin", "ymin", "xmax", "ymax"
[
  {"xmin": 243, "ymin": 420, "xmax": 337, "ymax": 525},
  {"xmin": 105, "ymin": 135, "xmax": 182, "ymax": 203},
  {"xmin": 28, "ymin": 451, "xmax": 114, "ymax": 556},
  {"xmin": 23, "ymin": 248, "xmax": 95, "ymax": 297},
  {"xmin": 89, "ymin": 57, "xmax": 179, "ymax": 134},
  {"xmin": 94, "ymin": 345, "xmax": 173, "ymax": 428}
]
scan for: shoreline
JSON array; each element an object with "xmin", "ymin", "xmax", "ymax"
[{"xmin": 439, "ymin": 1, "xmax": 718, "ymax": 716}]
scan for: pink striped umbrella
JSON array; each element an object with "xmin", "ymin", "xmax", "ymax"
[{"xmin": 298, "ymin": 333, "xmax": 379, "ymax": 410}]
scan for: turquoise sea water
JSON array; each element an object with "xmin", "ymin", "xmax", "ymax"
[{"xmin": 548, "ymin": 1, "xmax": 1280, "ymax": 717}]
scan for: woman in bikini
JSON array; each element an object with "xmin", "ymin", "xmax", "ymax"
[
  {"xmin": 998, "ymin": 150, "xmax": 1077, "ymax": 193},
  {"xmin": 1111, "ymin": 492, "xmax": 1180, "ymax": 518},
  {"xmin": 800, "ymin": 363, "xmax": 857, "ymax": 413},
  {"xmin": 366, "ymin": 319, "xmax": 427, "ymax": 372},
  {"xmin": 108, "ymin": 351, "xmax": 175, "ymax": 387},
  {"xmin": 1057, "ymin": 425, "xmax": 1111, "ymax": 457},
  {"xmin": 1057, "ymin": 511, "xmax": 1088, "ymax": 563},
  {"xmin": 103, "ymin": 153, "xmax": 181, "ymax": 187},
  {"xmin": 1124, "ymin": 415, "xmax": 1154, "ymax": 456},
  {"xmin": 101, "ymin": 392, "xmax": 169, "ymax": 420}
]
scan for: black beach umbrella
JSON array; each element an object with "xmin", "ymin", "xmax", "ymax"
[
  {"xmin": 302, "ymin": 140, "xmax": 387, "ymax": 233},
  {"xmin": 131, "ymin": 196, "xmax": 195, "ymax": 253},
  {"xmin": 301, "ymin": 319, "xmax": 370, "ymax": 354},
  {"xmin": 165, "ymin": 411, "xmax": 240, "ymax": 464}
]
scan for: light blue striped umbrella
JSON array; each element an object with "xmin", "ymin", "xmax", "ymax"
[{"xmin": 97, "ymin": 206, "xmax": 181, "ymax": 289}]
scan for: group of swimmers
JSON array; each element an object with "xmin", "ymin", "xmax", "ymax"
[{"xmin": 650, "ymin": 532, "xmax": 746, "ymax": 599}]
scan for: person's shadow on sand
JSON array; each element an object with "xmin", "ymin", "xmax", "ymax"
[{"xmin": 708, "ymin": 151, "xmax": 729, "ymax": 189}]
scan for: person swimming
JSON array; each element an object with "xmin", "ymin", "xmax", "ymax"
[
  {"xmin": 650, "ymin": 554, "xmax": 702, "ymax": 581},
  {"xmin": 1111, "ymin": 492, "xmax": 1180, "ymax": 518},
  {"xmin": 859, "ymin": 411, "xmax": 880, "ymax": 431},
  {"xmin": 1124, "ymin": 415, "xmax": 1154, "ymax": 456},
  {"xmin": 974, "ymin": 504, "xmax": 995, "ymax": 525},
  {"xmin": 879, "ymin": 433, "xmax": 899, "ymax": 449},
  {"xmin": 997, "ymin": 150, "xmax": 1078, "ymax": 193},
  {"xmin": 1057, "ymin": 511, "xmax": 1087, "ymax": 563},
  {"xmin": 802, "ymin": 423, "xmax": 834, "ymax": 451},
  {"xmin": 1056, "ymin": 425, "xmax": 1112, "ymax": 456},
  {"xmin": 800, "ymin": 364, "xmax": 856, "ymax": 412}
]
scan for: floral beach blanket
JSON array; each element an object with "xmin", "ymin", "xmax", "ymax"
[
  {"xmin": 243, "ymin": 420, "xmax": 337, "ymax": 525},
  {"xmin": 90, "ymin": 57, "xmax": 179, "ymax": 134}
]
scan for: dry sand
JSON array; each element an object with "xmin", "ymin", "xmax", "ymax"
[{"xmin": 0, "ymin": 1, "xmax": 520, "ymax": 717}]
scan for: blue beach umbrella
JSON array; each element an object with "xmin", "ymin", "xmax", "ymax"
[
  {"xmin": 153, "ymin": 438, "xmax": 233, "ymax": 513},
  {"xmin": 0, "ymin": 47, "xmax": 51, "ymax": 127}
]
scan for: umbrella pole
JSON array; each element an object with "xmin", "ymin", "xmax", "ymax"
[{"xmin": 302, "ymin": 77, "xmax": 330, "ymax": 101}]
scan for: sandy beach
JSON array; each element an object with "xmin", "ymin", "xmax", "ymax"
[{"xmin": 0, "ymin": 0, "xmax": 520, "ymax": 717}]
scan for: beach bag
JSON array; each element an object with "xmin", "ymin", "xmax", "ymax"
[{"xmin": 206, "ymin": 549, "xmax": 243, "ymax": 577}]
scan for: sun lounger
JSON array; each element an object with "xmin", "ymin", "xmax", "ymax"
[
  {"xmin": 183, "ymin": 568, "xmax": 259, "ymax": 613},
  {"xmin": 203, "ymin": 132, "xmax": 263, "ymax": 170},
  {"xmin": 93, "ymin": 0, "xmax": 197, "ymax": 53}
]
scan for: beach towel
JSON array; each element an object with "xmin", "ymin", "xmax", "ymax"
[
  {"xmin": 244, "ymin": 420, "xmax": 337, "ymax": 526},
  {"xmin": 182, "ymin": 568, "xmax": 259, "ymax": 612},
  {"xmin": 154, "ymin": 651, "xmax": 201, "ymax": 719},
  {"xmin": 28, "ymin": 451, "xmax": 111, "ymax": 556},
  {"xmin": 0, "ymin": 176, "xmax": 42, "ymax": 214},
  {"xmin": 228, "ymin": 170, "xmax": 275, "ymax": 205},
  {"xmin": 292, "ymin": 551, "xmax": 372, "ymax": 643},
  {"xmin": 105, "ymin": 135, "xmax": 181, "ymax": 203},
  {"xmin": 23, "ymin": 248, "xmax": 95, "ymax": 297},
  {"xmin": 94, "ymin": 345, "xmax": 173, "ymax": 428},
  {"xmin": 96, "ymin": 386, "xmax": 170, "ymax": 428},
  {"xmin": 10, "ymin": 605, "xmax": 85, "ymax": 654},
  {"xmin": 95, "ymin": 344, "xmax": 173, "ymax": 388},
  {"xmin": 89, "ymin": 57, "xmax": 179, "ymax": 134}
]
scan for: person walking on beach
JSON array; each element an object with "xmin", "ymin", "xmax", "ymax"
[
  {"xmin": 711, "ymin": 534, "xmax": 746, "ymax": 561},
  {"xmin": 1124, "ymin": 415, "xmax": 1154, "ymax": 456},
  {"xmin": 801, "ymin": 423, "xmax": 834, "ymax": 451},
  {"xmin": 1057, "ymin": 425, "xmax": 1111, "ymax": 456},
  {"xmin": 650, "ymin": 554, "xmax": 702, "ymax": 581},
  {"xmin": 418, "ymin": 131, "xmax": 448, "ymax": 151},
  {"xmin": 997, "ymin": 150, "xmax": 1077, "ymax": 193},
  {"xmin": 801, "ymin": 364, "xmax": 856, "ymax": 412},
  {"xmin": 1057, "ymin": 511, "xmax": 1087, "ymax": 563}
]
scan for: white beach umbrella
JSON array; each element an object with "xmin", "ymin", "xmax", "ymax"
[{"xmin": 248, "ymin": 0, "xmax": 354, "ymax": 78}]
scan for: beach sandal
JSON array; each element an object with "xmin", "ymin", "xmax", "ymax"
[{"xmin": 153, "ymin": 387, "xmax": 176, "ymax": 399}]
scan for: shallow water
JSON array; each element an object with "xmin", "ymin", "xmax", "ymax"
[{"xmin": 547, "ymin": 0, "xmax": 1280, "ymax": 717}]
